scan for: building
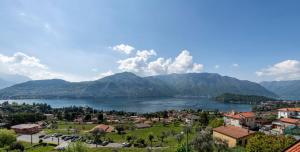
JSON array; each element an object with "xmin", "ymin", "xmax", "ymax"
[
  {"xmin": 213, "ymin": 125, "xmax": 255, "ymax": 148},
  {"xmin": 11, "ymin": 124, "xmax": 41, "ymax": 134},
  {"xmin": 90, "ymin": 124, "xmax": 115, "ymax": 133},
  {"xmin": 44, "ymin": 114, "xmax": 54, "ymax": 120},
  {"xmin": 278, "ymin": 108, "xmax": 300, "ymax": 119},
  {"xmin": 284, "ymin": 140, "xmax": 300, "ymax": 152},
  {"xmin": 135, "ymin": 123, "xmax": 151, "ymax": 129},
  {"xmin": 223, "ymin": 111, "xmax": 256, "ymax": 129},
  {"xmin": 272, "ymin": 118, "xmax": 300, "ymax": 134}
]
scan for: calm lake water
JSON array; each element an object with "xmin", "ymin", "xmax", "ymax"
[{"xmin": 0, "ymin": 98, "xmax": 252, "ymax": 113}]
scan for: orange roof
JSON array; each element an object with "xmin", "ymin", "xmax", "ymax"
[
  {"xmin": 90, "ymin": 124, "xmax": 114, "ymax": 133},
  {"xmin": 285, "ymin": 141, "xmax": 300, "ymax": 152},
  {"xmin": 213, "ymin": 125, "xmax": 255, "ymax": 139},
  {"xmin": 278, "ymin": 108, "xmax": 300, "ymax": 112},
  {"xmin": 223, "ymin": 112, "xmax": 255, "ymax": 120},
  {"xmin": 280, "ymin": 118, "xmax": 300, "ymax": 125}
]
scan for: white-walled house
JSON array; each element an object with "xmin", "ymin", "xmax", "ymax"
[
  {"xmin": 223, "ymin": 111, "xmax": 256, "ymax": 129},
  {"xmin": 277, "ymin": 108, "xmax": 300, "ymax": 119}
]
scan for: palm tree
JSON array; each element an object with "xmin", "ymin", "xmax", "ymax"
[{"xmin": 148, "ymin": 133, "xmax": 154, "ymax": 149}]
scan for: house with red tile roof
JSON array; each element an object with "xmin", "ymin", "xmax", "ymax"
[
  {"xmin": 89, "ymin": 124, "xmax": 115, "ymax": 133},
  {"xmin": 223, "ymin": 111, "xmax": 256, "ymax": 129},
  {"xmin": 11, "ymin": 124, "xmax": 41, "ymax": 134},
  {"xmin": 213, "ymin": 125, "xmax": 255, "ymax": 148},
  {"xmin": 278, "ymin": 108, "xmax": 300, "ymax": 119}
]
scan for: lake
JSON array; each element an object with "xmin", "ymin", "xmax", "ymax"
[{"xmin": 0, "ymin": 98, "xmax": 252, "ymax": 113}]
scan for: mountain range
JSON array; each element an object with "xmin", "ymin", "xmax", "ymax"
[
  {"xmin": 0, "ymin": 74, "xmax": 31, "ymax": 89},
  {"xmin": 0, "ymin": 72, "xmax": 276, "ymax": 99},
  {"xmin": 260, "ymin": 80, "xmax": 300, "ymax": 99}
]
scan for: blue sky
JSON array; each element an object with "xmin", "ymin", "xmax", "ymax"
[{"xmin": 0, "ymin": 0, "xmax": 300, "ymax": 82}]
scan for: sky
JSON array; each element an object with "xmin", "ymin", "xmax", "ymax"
[{"xmin": 1, "ymin": 0, "xmax": 300, "ymax": 82}]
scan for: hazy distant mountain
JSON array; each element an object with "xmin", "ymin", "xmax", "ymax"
[
  {"xmin": 148, "ymin": 73, "xmax": 276, "ymax": 97},
  {"xmin": 261, "ymin": 80, "xmax": 300, "ymax": 99},
  {"xmin": 0, "ymin": 73, "xmax": 30, "ymax": 89},
  {"xmin": 0, "ymin": 72, "xmax": 276, "ymax": 99}
]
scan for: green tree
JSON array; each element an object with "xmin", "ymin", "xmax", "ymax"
[
  {"xmin": 175, "ymin": 133, "xmax": 184, "ymax": 144},
  {"xmin": 115, "ymin": 125, "xmax": 125, "ymax": 135},
  {"xmin": 148, "ymin": 133, "xmax": 154, "ymax": 149},
  {"xmin": 176, "ymin": 143, "xmax": 193, "ymax": 152},
  {"xmin": 0, "ymin": 129, "xmax": 16, "ymax": 148},
  {"xmin": 9, "ymin": 142, "xmax": 25, "ymax": 152},
  {"xmin": 90, "ymin": 128, "xmax": 106, "ymax": 147},
  {"xmin": 199, "ymin": 112, "xmax": 209, "ymax": 126},
  {"xmin": 192, "ymin": 127, "xmax": 213, "ymax": 152},
  {"xmin": 214, "ymin": 138, "xmax": 229, "ymax": 152},
  {"xmin": 158, "ymin": 131, "xmax": 168, "ymax": 146},
  {"xmin": 65, "ymin": 142, "xmax": 88, "ymax": 152},
  {"xmin": 246, "ymin": 133, "xmax": 295, "ymax": 152},
  {"xmin": 209, "ymin": 118, "xmax": 224, "ymax": 128}
]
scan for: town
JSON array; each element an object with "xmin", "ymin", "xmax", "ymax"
[{"xmin": 0, "ymin": 100, "xmax": 300, "ymax": 152}]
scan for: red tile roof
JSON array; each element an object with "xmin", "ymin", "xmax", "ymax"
[
  {"xmin": 213, "ymin": 125, "xmax": 255, "ymax": 139},
  {"xmin": 280, "ymin": 118, "xmax": 300, "ymax": 125},
  {"xmin": 285, "ymin": 141, "xmax": 300, "ymax": 152},
  {"xmin": 90, "ymin": 124, "xmax": 114, "ymax": 133},
  {"xmin": 223, "ymin": 112, "xmax": 255, "ymax": 120},
  {"xmin": 278, "ymin": 108, "xmax": 300, "ymax": 112}
]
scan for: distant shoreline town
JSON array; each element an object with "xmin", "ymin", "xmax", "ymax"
[{"xmin": 0, "ymin": 100, "xmax": 300, "ymax": 151}]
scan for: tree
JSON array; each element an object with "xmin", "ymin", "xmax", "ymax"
[
  {"xmin": 148, "ymin": 133, "xmax": 154, "ymax": 149},
  {"xmin": 97, "ymin": 113, "xmax": 104, "ymax": 123},
  {"xmin": 158, "ymin": 131, "xmax": 168, "ymax": 146},
  {"xmin": 0, "ymin": 129, "xmax": 16, "ymax": 148},
  {"xmin": 246, "ymin": 133, "xmax": 296, "ymax": 152},
  {"xmin": 192, "ymin": 127, "xmax": 214, "ymax": 152},
  {"xmin": 175, "ymin": 133, "xmax": 184, "ymax": 144},
  {"xmin": 209, "ymin": 118, "xmax": 224, "ymax": 128},
  {"xmin": 214, "ymin": 138, "xmax": 229, "ymax": 152},
  {"xmin": 183, "ymin": 125, "xmax": 192, "ymax": 151},
  {"xmin": 115, "ymin": 125, "xmax": 125, "ymax": 135},
  {"xmin": 9, "ymin": 142, "xmax": 24, "ymax": 152},
  {"xmin": 199, "ymin": 112, "xmax": 209, "ymax": 126},
  {"xmin": 65, "ymin": 142, "xmax": 88, "ymax": 152},
  {"xmin": 84, "ymin": 114, "xmax": 91, "ymax": 121},
  {"xmin": 176, "ymin": 143, "xmax": 193, "ymax": 152},
  {"xmin": 134, "ymin": 138, "xmax": 147, "ymax": 148},
  {"xmin": 91, "ymin": 128, "xmax": 106, "ymax": 147}
]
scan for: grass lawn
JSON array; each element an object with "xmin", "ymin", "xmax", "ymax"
[{"xmin": 44, "ymin": 121, "xmax": 98, "ymax": 135}]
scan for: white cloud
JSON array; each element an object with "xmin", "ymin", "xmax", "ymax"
[
  {"xmin": 256, "ymin": 60, "xmax": 300, "ymax": 80},
  {"xmin": 112, "ymin": 44, "xmax": 135, "ymax": 54},
  {"xmin": 214, "ymin": 65, "xmax": 220, "ymax": 69},
  {"xmin": 0, "ymin": 52, "xmax": 87, "ymax": 82},
  {"xmin": 117, "ymin": 49, "xmax": 204, "ymax": 76},
  {"xmin": 232, "ymin": 63, "xmax": 239, "ymax": 67},
  {"xmin": 117, "ymin": 49, "xmax": 156, "ymax": 74}
]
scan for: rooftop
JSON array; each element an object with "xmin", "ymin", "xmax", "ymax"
[
  {"xmin": 223, "ymin": 112, "xmax": 255, "ymax": 120},
  {"xmin": 90, "ymin": 124, "xmax": 114, "ymax": 132},
  {"xmin": 285, "ymin": 140, "xmax": 300, "ymax": 152},
  {"xmin": 280, "ymin": 118, "xmax": 300, "ymax": 125},
  {"xmin": 213, "ymin": 125, "xmax": 255, "ymax": 139},
  {"xmin": 278, "ymin": 108, "xmax": 300, "ymax": 112},
  {"xmin": 11, "ymin": 124, "xmax": 40, "ymax": 129}
]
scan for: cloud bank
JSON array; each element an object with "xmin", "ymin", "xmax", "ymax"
[{"xmin": 256, "ymin": 60, "xmax": 300, "ymax": 80}]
